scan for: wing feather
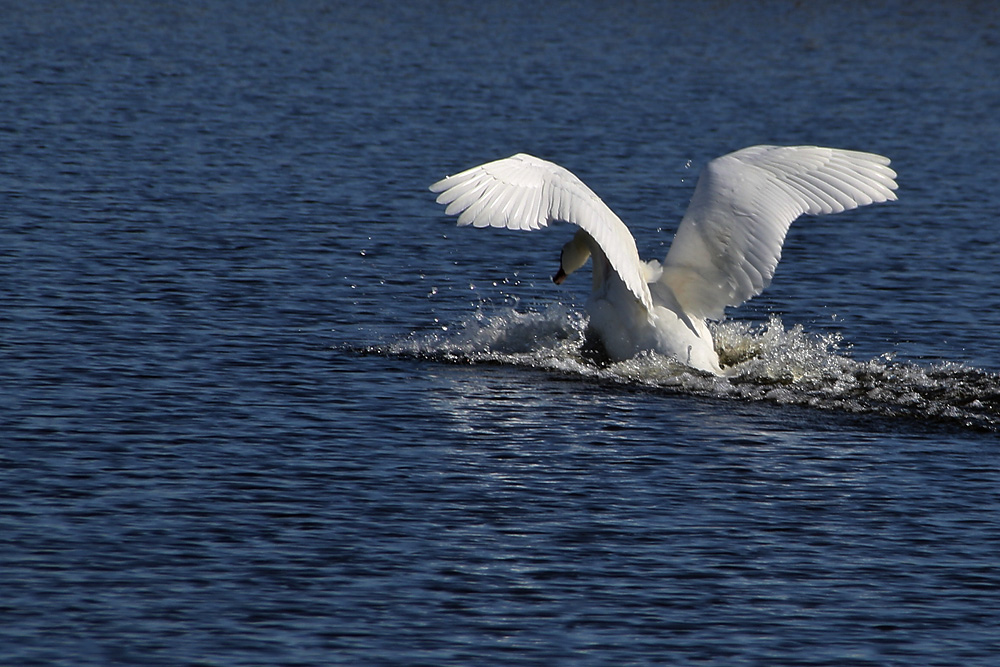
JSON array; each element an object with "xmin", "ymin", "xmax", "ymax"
[
  {"xmin": 443, "ymin": 181, "xmax": 489, "ymax": 216},
  {"xmin": 431, "ymin": 153, "xmax": 653, "ymax": 309},
  {"xmin": 662, "ymin": 145, "xmax": 897, "ymax": 320}
]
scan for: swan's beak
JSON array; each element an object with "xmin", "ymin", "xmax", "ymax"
[{"xmin": 553, "ymin": 266, "xmax": 567, "ymax": 284}]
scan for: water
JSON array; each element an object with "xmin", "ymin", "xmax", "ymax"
[{"xmin": 3, "ymin": 1, "xmax": 1000, "ymax": 664}]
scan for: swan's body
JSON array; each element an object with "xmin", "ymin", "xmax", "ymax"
[{"xmin": 430, "ymin": 146, "xmax": 897, "ymax": 374}]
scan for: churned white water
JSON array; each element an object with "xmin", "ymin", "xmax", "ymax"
[{"xmin": 386, "ymin": 306, "xmax": 1000, "ymax": 431}]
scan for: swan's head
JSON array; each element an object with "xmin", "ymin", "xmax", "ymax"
[{"xmin": 553, "ymin": 229, "xmax": 592, "ymax": 284}]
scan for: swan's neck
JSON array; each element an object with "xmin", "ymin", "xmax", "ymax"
[{"xmin": 589, "ymin": 244, "xmax": 610, "ymax": 294}]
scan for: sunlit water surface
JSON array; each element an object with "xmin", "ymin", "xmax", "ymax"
[{"xmin": 3, "ymin": 1, "xmax": 1000, "ymax": 665}]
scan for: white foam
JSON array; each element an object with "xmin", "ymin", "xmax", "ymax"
[{"xmin": 386, "ymin": 306, "xmax": 1000, "ymax": 431}]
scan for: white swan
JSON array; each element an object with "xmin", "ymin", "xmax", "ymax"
[{"xmin": 430, "ymin": 146, "xmax": 897, "ymax": 374}]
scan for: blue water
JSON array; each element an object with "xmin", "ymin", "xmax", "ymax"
[{"xmin": 3, "ymin": 1, "xmax": 1000, "ymax": 665}]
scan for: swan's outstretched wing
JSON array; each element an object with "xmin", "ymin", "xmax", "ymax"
[
  {"xmin": 662, "ymin": 145, "xmax": 898, "ymax": 321},
  {"xmin": 430, "ymin": 153, "xmax": 653, "ymax": 310}
]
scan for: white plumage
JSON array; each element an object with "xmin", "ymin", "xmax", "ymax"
[{"xmin": 430, "ymin": 146, "xmax": 897, "ymax": 374}]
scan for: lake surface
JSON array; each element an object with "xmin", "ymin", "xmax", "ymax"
[{"xmin": 3, "ymin": 1, "xmax": 1000, "ymax": 665}]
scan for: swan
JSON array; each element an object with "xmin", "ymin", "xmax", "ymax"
[{"xmin": 429, "ymin": 146, "xmax": 898, "ymax": 374}]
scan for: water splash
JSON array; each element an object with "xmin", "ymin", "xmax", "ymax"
[
  {"xmin": 392, "ymin": 304, "xmax": 589, "ymax": 368},
  {"xmin": 381, "ymin": 306, "xmax": 1000, "ymax": 432}
]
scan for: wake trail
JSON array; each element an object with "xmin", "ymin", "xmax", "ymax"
[{"xmin": 371, "ymin": 305, "xmax": 1000, "ymax": 433}]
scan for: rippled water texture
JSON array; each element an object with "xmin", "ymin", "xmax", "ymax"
[{"xmin": 3, "ymin": 1, "xmax": 1000, "ymax": 665}]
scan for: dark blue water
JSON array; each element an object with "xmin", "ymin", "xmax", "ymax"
[{"xmin": 4, "ymin": 1, "xmax": 1000, "ymax": 665}]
